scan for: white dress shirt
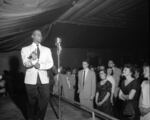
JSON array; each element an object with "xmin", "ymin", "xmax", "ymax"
[
  {"xmin": 66, "ymin": 77, "xmax": 71, "ymax": 89},
  {"xmin": 82, "ymin": 68, "xmax": 89, "ymax": 82},
  {"xmin": 21, "ymin": 42, "xmax": 53, "ymax": 85}
]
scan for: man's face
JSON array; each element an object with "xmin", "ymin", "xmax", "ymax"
[
  {"xmin": 143, "ymin": 66, "xmax": 150, "ymax": 78},
  {"xmin": 82, "ymin": 61, "xmax": 89, "ymax": 69},
  {"xmin": 108, "ymin": 60, "xmax": 114, "ymax": 68},
  {"xmin": 32, "ymin": 30, "xmax": 42, "ymax": 43}
]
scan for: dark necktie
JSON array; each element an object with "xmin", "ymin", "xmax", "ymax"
[
  {"xmin": 37, "ymin": 44, "xmax": 40, "ymax": 59},
  {"xmin": 82, "ymin": 70, "xmax": 85, "ymax": 87},
  {"xmin": 36, "ymin": 44, "xmax": 41, "ymax": 85}
]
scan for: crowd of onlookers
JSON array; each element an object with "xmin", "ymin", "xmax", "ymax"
[
  {"xmin": 51, "ymin": 60, "xmax": 150, "ymax": 120},
  {"xmin": 0, "ymin": 59, "xmax": 150, "ymax": 120}
]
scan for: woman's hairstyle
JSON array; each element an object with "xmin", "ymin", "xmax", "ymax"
[
  {"xmin": 123, "ymin": 64, "xmax": 135, "ymax": 78},
  {"xmin": 99, "ymin": 69, "xmax": 107, "ymax": 74}
]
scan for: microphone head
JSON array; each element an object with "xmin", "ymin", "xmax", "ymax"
[{"xmin": 56, "ymin": 37, "xmax": 61, "ymax": 44}]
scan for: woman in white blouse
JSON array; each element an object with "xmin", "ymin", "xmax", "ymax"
[{"xmin": 139, "ymin": 63, "xmax": 150, "ymax": 120}]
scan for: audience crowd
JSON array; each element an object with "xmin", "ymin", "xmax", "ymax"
[{"xmin": 0, "ymin": 59, "xmax": 150, "ymax": 120}]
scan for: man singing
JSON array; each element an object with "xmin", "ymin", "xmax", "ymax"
[{"xmin": 21, "ymin": 30, "xmax": 54, "ymax": 120}]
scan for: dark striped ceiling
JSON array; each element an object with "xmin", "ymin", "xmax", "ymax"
[
  {"xmin": 0, "ymin": 0, "xmax": 148, "ymax": 38},
  {"xmin": 58, "ymin": 0, "xmax": 148, "ymax": 28},
  {"xmin": 0, "ymin": 0, "xmax": 73, "ymax": 38},
  {"xmin": 0, "ymin": 0, "xmax": 149, "ymax": 51}
]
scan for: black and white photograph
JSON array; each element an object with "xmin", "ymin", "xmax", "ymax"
[{"xmin": 0, "ymin": 0, "xmax": 149, "ymax": 120}]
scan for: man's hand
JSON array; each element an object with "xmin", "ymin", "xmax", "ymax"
[
  {"xmin": 28, "ymin": 49, "xmax": 37, "ymax": 60},
  {"xmin": 31, "ymin": 51, "xmax": 38, "ymax": 60},
  {"xmin": 34, "ymin": 62, "xmax": 40, "ymax": 69}
]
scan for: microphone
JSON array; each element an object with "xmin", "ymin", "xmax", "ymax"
[
  {"xmin": 55, "ymin": 37, "xmax": 61, "ymax": 46},
  {"xmin": 55, "ymin": 37, "xmax": 62, "ymax": 54}
]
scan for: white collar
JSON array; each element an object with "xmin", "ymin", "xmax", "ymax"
[
  {"xmin": 83, "ymin": 68, "xmax": 89, "ymax": 72},
  {"xmin": 32, "ymin": 42, "xmax": 41, "ymax": 48}
]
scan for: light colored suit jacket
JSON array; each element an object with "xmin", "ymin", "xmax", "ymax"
[
  {"xmin": 21, "ymin": 43, "xmax": 53, "ymax": 85},
  {"xmin": 78, "ymin": 69, "xmax": 96, "ymax": 99},
  {"xmin": 113, "ymin": 67, "xmax": 121, "ymax": 97}
]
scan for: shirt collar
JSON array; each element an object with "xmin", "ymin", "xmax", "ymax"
[
  {"xmin": 32, "ymin": 42, "xmax": 41, "ymax": 48},
  {"xmin": 84, "ymin": 68, "xmax": 89, "ymax": 72}
]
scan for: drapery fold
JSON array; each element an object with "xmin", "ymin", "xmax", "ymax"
[
  {"xmin": 0, "ymin": 0, "xmax": 148, "ymax": 52},
  {"xmin": 0, "ymin": 0, "xmax": 74, "ymax": 52},
  {"xmin": 57, "ymin": 0, "xmax": 148, "ymax": 28},
  {"xmin": 0, "ymin": 0, "xmax": 73, "ymax": 38}
]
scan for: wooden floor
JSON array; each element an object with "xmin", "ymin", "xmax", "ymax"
[{"xmin": 0, "ymin": 96, "xmax": 100, "ymax": 120}]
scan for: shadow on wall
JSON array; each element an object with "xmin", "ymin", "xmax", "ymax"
[{"xmin": 3, "ymin": 56, "xmax": 28, "ymax": 119}]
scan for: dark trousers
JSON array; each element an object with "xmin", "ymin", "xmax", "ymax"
[{"xmin": 26, "ymin": 83, "xmax": 49, "ymax": 120}]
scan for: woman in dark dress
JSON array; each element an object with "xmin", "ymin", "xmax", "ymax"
[
  {"xmin": 119, "ymin": 64, "xmax": 140, "ymax": 120},
  {"xmin": 95, "ymin": 69, "xmax": 112, "ymax": 115}
]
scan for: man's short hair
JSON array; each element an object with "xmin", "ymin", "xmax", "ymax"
[
  {"xmin": 108, "ymin": 60, "xmax": 114, "ymax": 64},
  {"xmin": 32, "ymin": 29, "xmax": 42, "ymax": 36},
  {"xmin": 82, "ymin": 59, "xmax": 90, "ymax": 64}
]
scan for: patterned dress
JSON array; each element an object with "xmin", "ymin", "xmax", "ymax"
[{"xmin": 96, "ymin": 80, "xmax": 112, "ymax": 115}]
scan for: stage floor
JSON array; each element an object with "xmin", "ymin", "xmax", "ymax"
[{"xmin": 0, "ymin": 96, "xmax": 100, "ymax": 120}]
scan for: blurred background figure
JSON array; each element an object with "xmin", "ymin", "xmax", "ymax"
[
  {"xmin": 108, "ymin": 60, "xmax": 121, "ymax": 98},
  {"xmin": 53, "ymin": 66, "xmax": 63, "ymax": 96},
  {"xmin": 72, "ymin": 68, "xmax": 79, "ymax": 102},
  {"xmin": 139, "ymin": 63, "xmax": 150, "ymax": 120},
  {"xmin": 99, "ymin": 65, "xmax": 105, "ymax": 71},
  {"xmin": 108, "ymin": 60, "xmax": 121, "ymax": 118},
  {"xmin": 106, "ymin": 67, "xmax": 115, "ymax": 105},
  {"xmin": 61, "ymin": 68, "xmax": 75, "ymax": 101},
  {"xmin": 134, "ymin": 65, "xmax": 142, "ymax": 85}
]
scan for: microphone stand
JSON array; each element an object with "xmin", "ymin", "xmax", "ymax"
[{"xmin": 55, "ymin": 40, "xmax": 62, "ymax": 120}]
